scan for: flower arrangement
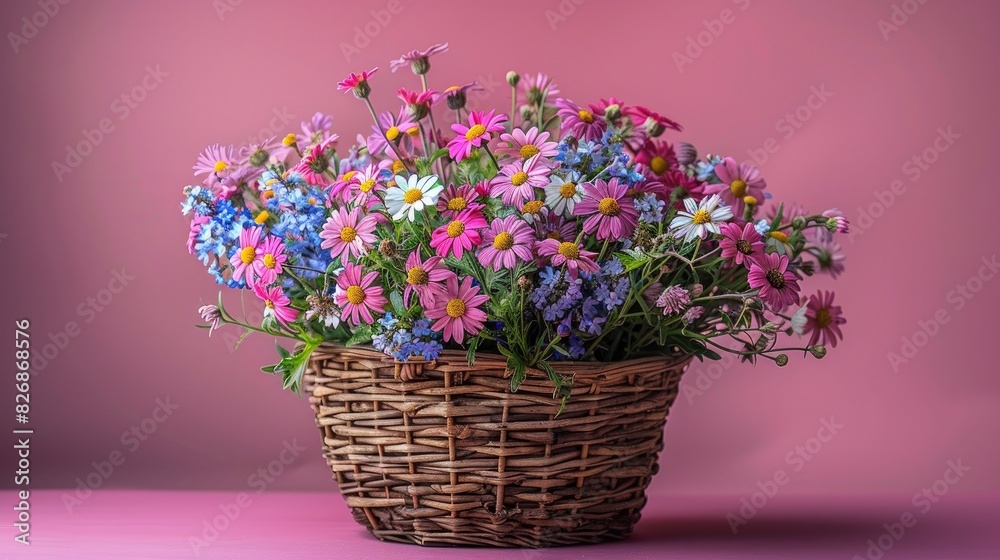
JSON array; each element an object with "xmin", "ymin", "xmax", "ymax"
[{"xmin": 182, "ymin": 43, "xmax": 847, "ymax": 398}]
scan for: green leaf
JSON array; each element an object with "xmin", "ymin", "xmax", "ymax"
[
  {"xmin": 345, "ymin": 324, "xmax": 373, "ymax": 347},
  {"xmin": 770, "ymin": 202, "xmax": 785, "ymax": 231},
  {"xmin": 428, "ymin": 148, "xmax": 450, "ymax": 163},
  {"xmin": 389, "ymin": 290, "xmax": 405, "ymax": 314},
  {"xmin": 618, "ymin": 248, "xmax": 653, "ymax": 272},
  {"xmin": 275, "ymin": 340, "xmax": 290, "ymax": 358}
]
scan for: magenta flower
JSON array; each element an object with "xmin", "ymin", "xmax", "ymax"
[
  {"xmin": 425, "ymin": 275, "xmax": 489, "ymax": 344},
  {"xmin": 823, "ymin": 208, "xmax": 850, "ymax": 236},
  {"xmin": 193, "ymin": 144, "xmax": 236, "ymax": 179},
  {"xmin": 747, "ymin": 253, "xmax": 801, "ymax": 312},
  {"xmin": 320, "ymin": 207, "xmax": 379, "ymax": 263},
  {"xmin": 490, "ymin": 154, "xmax": 551, "ymax": 206},
  {"xmin": 335, "ymin": 262, "xmax": 388, "ymax": 326},
  {"xmin": 573, "ymin": 178, "xmax": 639, "ymax": 241},
  {"xmin": 719, "ymin": 221, "xmax": 765, "ymax": 268},
  {"xmin": 346, "ymin": 163, "xmax": 386, "ymax": 207},
  {"xmin": 396, "ymin": 87, "xmax": 437, "ymax": 108},
  {"xmin": 230, "ymin": 226, "xmax": 264, "ymax": 284},
  {"xmin": 252, "ymin": 283, "xmax": 299, "ymax": 328},
  {"xmin": 705, "ymin": 157, "xmax": 766, "ymax": 216},
  {"xmin": 198, "ymin": 304, "xmax": 222, "ymax": 336},
  {"xmin": 535, "ymin": 210, "xmax": 577, "ymax": 243},
  {"xmin": 254, "ymin": 235, "xmax": 288, "ymax": 285},
  {"xmin": 497, "ymin": 127, "xmax": 559, "ymax": 162},
  {"xmin": 389, "ymin": 43, "xmax": 448, "ymax": 73},
  {"xmin": 447, "ymin": 110, "xmax": 507, "ymax": 162},
  {"xmin": 803, "ymin": 291, "xmax": 846, "ymax": 348},
  {"xmin": 299, "ymin": 112, "xmax": 334, "ymax": 145},
  {"xmin": 555, "ymin": 98, "xmax": 607, "ymax": 141},
  {"xmin": 429, "ymin": 208, "xmax": 488, "ymax": 260},
  {"xmin": 536, "ymin": 239, "xmax": 599, "ymax": 279},
  {"xmin": 187, "ymin": 215, "xmax": 209, "ymax": 255},
  {"xmin": 403, "ymin": 250, "xmax": 453, "ymax": 308},
  {"xmin": 478, "ymin": 215, "xmax": 535, "ymax": 271},
  {"xmin": 293, "ymin": 137, "xmax": 338, "ymax": 186},
  {"xmin": 634, "ymin": 140, "xmax": 677, "ymax": 178},
  {"xmin": 626, "ymin": 105, "xmax": 683, "ymax": 136},
  {"xmin": 809, "ymin": 233, "xmax": 846, "ymax": 279},
  {"xmin": 337, "ymin": 67, "xmax": 378, "ymax": 98},
  {"xmin": 521, "ymin": 73, "xmax": 559, "ymax": 101},
  {"xmin": 436, "ymin": 183, "xmax": 483, "ymax": 219},
  {"xmin": 655, "ymin": 285, "xmax": 692, "ymax": 315},
  {"xmin": 368, "ymin": 108, "xmax": 417, "ymax": 158}
]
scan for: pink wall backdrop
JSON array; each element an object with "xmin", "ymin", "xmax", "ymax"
[{"xmin": 3, "ymin": 0, "xmax": 998, "ymax": 507}]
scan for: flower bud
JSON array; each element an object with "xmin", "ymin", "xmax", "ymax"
[
  {"xmin": 775, "ymin": 354, "xmax": 789, "ymax": 366},
  {"xmin": 445, "ymin": 87, "xmax": 467, "ymax": 111},
  {"xmin": 809, "ymin": 345, "xmax": 827, "ymax": 359},
  {"xmin": 352, "ymin": 81, "xmax": 372, "ymax": 99},
  {"xmin": 410, "ymin": 57, "xmax": 430, "ymax": 75},
  {"xmin": 281, "ymin": 133, "xmax": 298, "ymax": 147},
  {"xmin": 644, "ymin": 116, "xmax": 665, "ymax": 138},
  {"xmin": 378, "ymin": 239, "xmax": 396, "ymax": 256},
  {"xmin": 249, "ymin": 148, "xmax": 270, "ymax": 167},
  {"xmin": 690, "ymin": 283, "xmax": 704, "ymax": 297},
  {"xmin": 604, "ymin": 104, "xmax": 622, "ymax": 122},
  {"xmin": 517, "ymin": 276, "xmax": 533, "ymax": 291},
  {"xmin": 506, "ymin": 71, "xmax": 520, "ymax": 87},
  {"xmin": 743, "ymin": 195, "xmax": 758, "ymax": 207},
  {"xmin": 520, "ymin": 105, "xmax": 535, "ymax": 122},
  {"xmin": 791, "ymin": 215, "xmax": 807, "ymax": 230},
  {"xmin": 676, "ymin": 142, "xmax": 697, "ymax": 165}
]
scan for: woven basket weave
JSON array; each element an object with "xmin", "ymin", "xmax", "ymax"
[{"xmin": 304, "ymin": 344, "xmax": 691, "ymax": 547}]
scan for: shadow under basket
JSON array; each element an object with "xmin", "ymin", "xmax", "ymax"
[{"xmin": 304, "ymin": 344, "xmax": 691, "ymax": 548}]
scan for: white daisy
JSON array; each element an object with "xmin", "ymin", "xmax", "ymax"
[
  {"xmin": 543, "ymin": 175, "xmax": 583, "ymax": 216},
  {"xmin": 669, "ymin": 194, "xmax": 734, "ymax": 242},
  {"xmin": 384, "ymin": 174, "xmax": 443, "ymax": 222}
]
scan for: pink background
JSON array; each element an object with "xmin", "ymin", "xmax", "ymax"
[{"xmin": 2, "ymin": 0, "xmax": 998, "ymax": 524}]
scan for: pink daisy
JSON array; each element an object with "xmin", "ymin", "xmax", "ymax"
[
  {"xmin": 429, "ymin": 208, "xmax": 488, "ymax": 260},
  {"xmin": 193, "ymin": 144, "xmax": 236, "ymax": 180},
  {"xmin": 634, "ymin": 140, "xmax": 678, "ymax": 179},
  {"xmin": 442, "ymin": 82, "xmax": 482, "ymax": 109},
  {"xmin": 626, "ymin": 105, "xmax": 683, "ymax": 137},
  {"xmin": 389, "ymin": 43, "xmax": 449, "ymax": 73},
  {"xmin": 335, "ymin": 262, "xmax": 388, "ymax": 326},
  {"xmin": 497, "ymin": 127, "xmax": 559, "ymax": 162},
  {"xmin": 319, "ymin": 207, "xmax": 379, "ymax": 263},
  {"xmin": 535, "ymin": 210, "xmax": 577, "ymax": 243},
  {"xmin": 555, "ymin": 98, "xmax": 607, "ymax": 141},
  {"xmin": 573, "ymin": 178, "xmax": 639, "ymax": 241},
  {"xmin": 293, "ymin": 137, "xmax": 338, "ymax": 186},
  {"xmin": 808, "ymin": 233, "xmax": 846, "ymax": 279},
  {"xmin": 747, "ymin": 253, "xmax": 801, "ymax": 312},
  {"xmin": 705, "ymin": 157, "xmax": 766, "ymax": 217},
  {"xmin": 252, "ymin": 283, "xmax": 299, "ymax": 328},
  {"xmin": 436, "ymin": 183, "xmax": 484, "ymax": 219},
  {"xmin": 367, "ymin": 108, "xmax": 417, "ymax": 158},
  {"xmin": 337, "ymin": 67, "xmax": 378, "ymax": 97},
  {"xmin": 520, "ymin": 73, "xmax": 559, "ymax": 103},
  {"xmin": 403, "ymin": 250, "xmax": 453, "ymax": 308},
  {"xmin": 803, "ymin": 291, "xmax": 846, "ymax": 348},
  {"xmin": 425, "ymin": 275, "xmax": 489, "ymax": 344},
  {"xmin": 230, "ymin": 226, "xmax": 264, "ymax": 284},
  {"xmin": 347, "ymin": 163, "xmax": 387, "ymax": 207},
  {"xmin": 397, "ymin": 87, "xmax": 438, "ymax": 108},
  {"xmin": 253, "ymin": 235, "xmax": 288, "ymax": 285},
  {"xmin": 447, "ymin": 109, "xmax": 507, "ymax": 162},
  {"xmin": 719, "ymin": 221, "xmax": 765, "ymax": 268},
  {"xmin": 490, "ymin": 154, "xmax": 550, "ymax": 206},
  {"xmin": 299, "ymin": 112, "xmax": 334, "ymax": 145},
  {"xmin": 477, "ymin": 215, "xmax": 535, "ymax": 271},
  {"xmin": 536, "ymin": 239, "xmax": 600, "ymax": 279}
]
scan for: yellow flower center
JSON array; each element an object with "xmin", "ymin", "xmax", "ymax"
[
  {"xmin": 391, "ymin": 160, "xmax": 406, "ymax": 174},
  {"xmin": 403, "ymin": 188, "xmax": 424, "ymax": 204},
  {"xmin": 407, "ymin": 267, "xmax": 429, "ymax": 286},
  {"xmin": 465, "ymin": 124, "xmax": 487, "ymax": 140},
  {"xmin": 519, "ymin": 144, "xmax": 540, "ymax": 159},
  {"xmin": 559, "ymin": 182, "xmax": 577, "ymax": 199},
  {"xmin": 339, "ymin": 226, "xmax": 358, "ymax": 243},
  {"xmin": 578, "ymin": 109, "xmax": 594, "ymax": 124},
  {"xmin": 213, "ymin": 160, "xmax": 228, "ymax": 173},
  {"xmin": 730, "ymin": 179, "xmax": 748, "ymax": 198},
  {"xmin": 239, "ymin": 246, "xmax": 256, "ymax": 264},
  {"xmin": 557, "ymin": 242, "xmax": 579, "ymax": 259},
  {"xmin": 743, "ymin": 195, "xmax": 758, "ymax": 206},
  {"xmin": 692, "ymin": 209, "xmax": 712, "ymax": 225},
  {"xmin": 765, "ymin": 268, "xmax": 786, "ymax": 289},
  {"xmin": 406, "ymin": 126, "xmax": 419, "ymax": 136},
  {"xmin": 307, "ymin": 196, "xmax": 316, "ymax": 204},
  {"xmin": 262, "ymin": 190, "xmax": 275, "ymax": 201},
  {"xmin": 264, "ymin": 299, "xmax": 274, "ymax": 309},
  {"xmin": 445, "ymin": 298, "xmax": 467, "ymax": 318},
  {"xmin": 598, "ymin": 197, "xmax": 621, "ymax": 217},
  {"xmin": 510, "ymin": 171, "xmax": 529, "ymax": 186},
  {"xmin": 446, "ymin": 220, "xmax": 465, "ymax": 238},
  {"xmin": 281, "ymin": 133, "xmax": 297, "ymax": 146},
  {"xmin": 493, "ymin": 231, "xmax": 514, "ymax": 250},
  {"xmin": 447, "ymin": 196, "xmax": 468, "ymax": 211},
  {"xmin": 769, "ymin": 231, "xmax": 789, "ymax": 243},
  {"xmin": 522, "ymin": 200, "xmax": 544, "ymax": 214},
  {"xmin": 815, "ymin": 308, "xmax": 833, "ymax": 329},
  {"xmin": 385, "ymin": 126, "xmax": 400, "ymax": 141},
  {"xmin": 649, "ymin": 156, "xmax": 668, "ymax": 175},
  {"xmin": 263, "ymin": 253, "xmax": 277, "ymax": 269},
  {"xmin": 254, "ymin": 211, "xmax": 270, "ymax": 224},
  {"xmin": 546, "ymin": 231, "xmax": 562, "ymax": 241},
  {"xmin": 346, "ymin": 285, "xmax": 366, "ymax": 305},
  {"xmin": 341, "ymin": 171, "xmax": 357, "ymax": 182},
  {"xmin": 359, "ymin": 178, "xmax": 376, "ymax": 192}
]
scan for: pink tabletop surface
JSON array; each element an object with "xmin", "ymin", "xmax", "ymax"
[{"xmin": 3, "ymin": 490, "xmax": 997, "ymax": 559}]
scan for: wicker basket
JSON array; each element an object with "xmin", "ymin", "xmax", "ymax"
[{"xmin": 304, "ymin": 344, "xmax": 691, "ymax": 547}]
